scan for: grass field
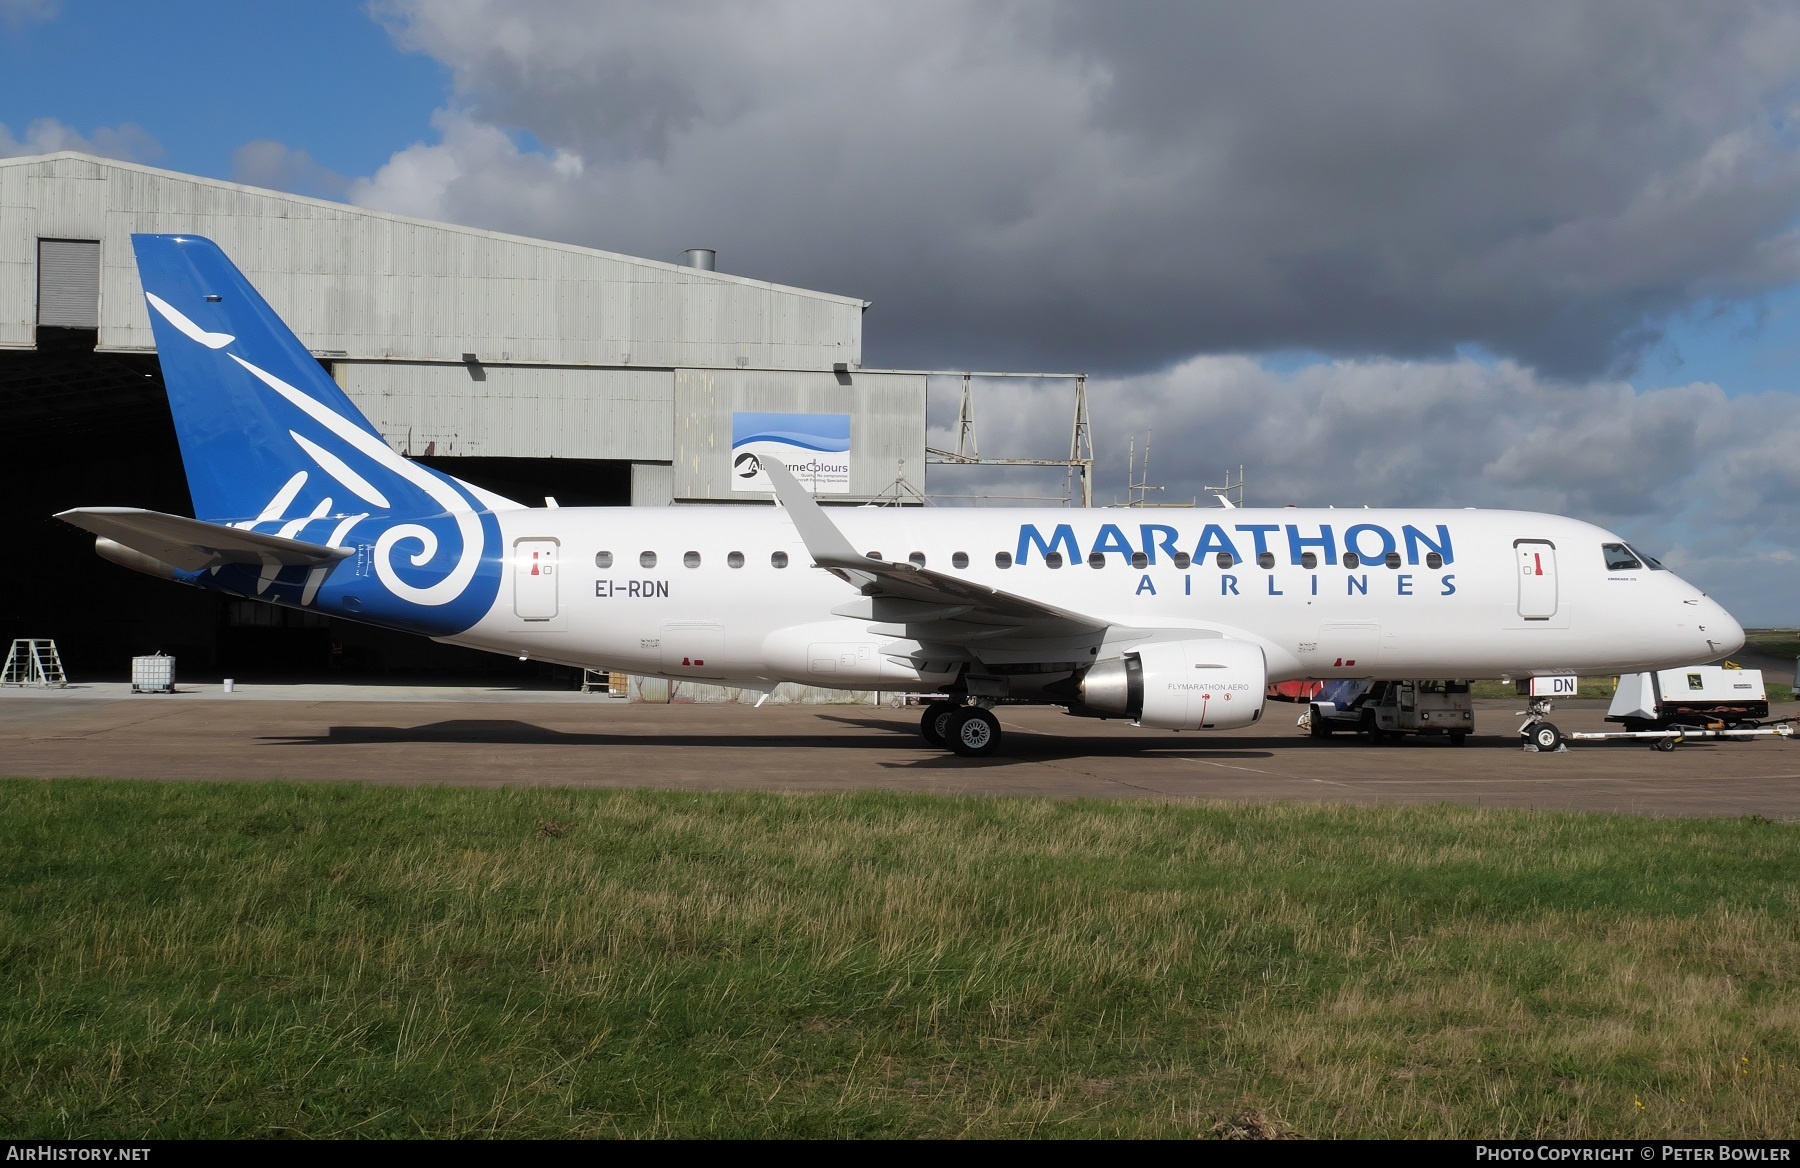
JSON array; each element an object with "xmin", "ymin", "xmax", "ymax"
[
  {"xmin": 2, "ymin": 780, "xmax": 1797, "ymax": 1139},
  {"xmin": 1746, "ymin": 630, "xmax": 1800, "ymax": 664}
]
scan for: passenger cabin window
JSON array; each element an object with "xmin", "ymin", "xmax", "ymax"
[
  {"xmin": 771, "ymin": 551, "xmax": 789, "ymax": 568},
  {"xmin": 640, "ymin": 551, "xmax": 657, "ymax": 569},
  {"xmin": 1342, "ymin": 552, "xmax": 1360, "ymax": 569},
  {"xmin": 1426, "ymin": 552, "xmax": 1443, "ymax": 569},
  {"xmin": 684, "ymin": 551, "xmax": 701, "ymax": 568},
  {"xmin": 1130, "ymin": 552, "xmax": 1148, "ymax": 569},
  {"xmin": 1088, "ymin": 552, "xmax": 1106, "ymax": 569},
  {"xmin": 952, "ymin": 551, "xmax": 969, "ymax": 569},
  {"xmin": 995, "ymin": 551, "xmax": 1013, "ymax": 568},
  {"xmin": 1044, "ymin": 552, "xmax": 1065, "ymax": 569},
  {"xmin": 727, "ymin": 551, "xmax": 745, "ymax": 568},
  {"xmin": 1215, "ymin": 552, "xmax": 1235, "ymax": 569},
  {"xmin": 1300, "ymin": 552, "xmax": 1317, "ymax": 569},
  {"xmin": 1256, "ymin": 552, "xmax": 1276, "ymax": 569},
  {"xmin": 909, "ymin": 552, "xmax": 926, "ymax": 568},
  {"xmin": 1384, "ymin": 551, "xmax": 1402, "ymax": 569},
  {"xmin": 1173, "ymin": 552, "xmax": 1192, "ymax": 569},
  {"xmin": 595, "ymin": 551, "xmax": 613, "ymax": 569},
  {"xmin": 1602, "ymin": 543, "xmax": 1643, "ymax": 571}
]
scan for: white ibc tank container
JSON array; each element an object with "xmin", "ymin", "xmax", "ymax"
[{"xmin": 131, "ymin": 654, "xmax": 175, "ymax": 694}]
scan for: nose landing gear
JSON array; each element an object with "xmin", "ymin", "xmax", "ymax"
[{"xmin": 1519, "ymin": 697, "xmax": 1567, "ymax": 753}]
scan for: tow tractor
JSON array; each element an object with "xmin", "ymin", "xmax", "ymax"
[
  {"xmin": 1302, "ymin": 679, "xmax": 1474, "ymax": 744},
  {"xmin": 1518, "ymin": 668, "xmax": 1794, "ymax": 752}
]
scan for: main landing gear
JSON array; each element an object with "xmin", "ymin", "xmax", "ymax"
[{"xmin": 920, "ymin": 700, "xmax": 1002, "ymax": 757}]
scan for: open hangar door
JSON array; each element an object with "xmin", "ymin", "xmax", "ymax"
[{"xmin": 0, "ymin": 333, "xmax": 629, "ymax": 683}]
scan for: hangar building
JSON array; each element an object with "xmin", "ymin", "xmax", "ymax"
[{"xmin": 0, "ymin": 151, "xmax": 933, "ymax": 679}]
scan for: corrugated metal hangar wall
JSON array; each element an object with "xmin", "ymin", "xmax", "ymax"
[{"xmin": 0, "ymin": 152, "xmax": 930, "ymax": 680}]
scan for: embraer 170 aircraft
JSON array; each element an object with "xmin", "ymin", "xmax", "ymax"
[{"xmin": 59, "ymin": 235, "xmax": 1745, "ymax": 756}]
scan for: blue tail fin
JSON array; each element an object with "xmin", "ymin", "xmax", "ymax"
[
  {"xmin": 131, "ymin": 234, "xmax": 502, "ymax": 634},
  {"xmin": 132, "ymin": 233, "xmax": 396, "ymax": 523}
]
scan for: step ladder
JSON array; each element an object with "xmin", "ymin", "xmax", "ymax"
[{"xmin": 1, "ymin": 639, "xmax": 68, "ymax": 688}]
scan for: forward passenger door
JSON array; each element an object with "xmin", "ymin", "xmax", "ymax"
[{"xmin": 1514, "ymin": 539, "xmax": 1557, "ymax": 620}]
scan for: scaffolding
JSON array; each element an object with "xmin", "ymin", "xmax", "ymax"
[
  {"xmin": 924, "ymin": 372, "xmax": 1094, "ymax": 507},
  {"xmin": 1120, "ymin": 428, "xmax": 1199, "ymax": 508},
  {"xmin": 868, "ymin": 457, "xmax": 933, "ymax": 507},
  {"xmin": 1205, "ymin": 465, "xmax": 1247, "ymax": 508}
]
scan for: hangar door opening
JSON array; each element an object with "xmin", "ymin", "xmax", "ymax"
[
  {"xmin": 1514, "ymin": 539, "xmax": 1558, "ymax": 620},
  {"xmin": 514, "ymin": 538, "xmax": 560, "ymax": 620}
]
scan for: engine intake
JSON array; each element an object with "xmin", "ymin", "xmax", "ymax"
[{"xmin": 1078, "ymin": 639, "xmax": 1266, "ymax": 730}]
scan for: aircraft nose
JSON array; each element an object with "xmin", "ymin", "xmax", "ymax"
[{"xmin": 1700, "ymin": 598, "xmax": 1745, "ymax": 659}]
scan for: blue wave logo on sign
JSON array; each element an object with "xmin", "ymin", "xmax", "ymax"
[{"xmin": 731, "ymin": 411, "xmax": 852, "ymax": 493}]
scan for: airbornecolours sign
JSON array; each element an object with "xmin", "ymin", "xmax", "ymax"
[{"xmin": 730, "ymin": 412, "xmax": 852, "ymax": 494}]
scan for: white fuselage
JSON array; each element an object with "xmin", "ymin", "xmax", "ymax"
[{"xmin": 446, "ymin": 506, "xmax": 1740, "ymax": 689}]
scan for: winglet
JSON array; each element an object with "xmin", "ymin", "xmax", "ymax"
[{"xmin": 763, "ymin": 458, "xmax": 868, "ymax": 568}]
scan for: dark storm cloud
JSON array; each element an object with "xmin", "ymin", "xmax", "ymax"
[
  {"xmin": 1049, "ymin": 0, "xmax": 1800, "ymax": 373},
  {"xmin": 365, "ymin": 0, "xmax": 1800, "ymax": 377}
]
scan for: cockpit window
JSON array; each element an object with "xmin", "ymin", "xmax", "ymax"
[
  {"xmin": 1627, "ymin": 543, "xmax": 1666, "ymax": 570},
  {"xmin": 1601, "ymin": 543, "xmax": 1641, "ymax": 571}
]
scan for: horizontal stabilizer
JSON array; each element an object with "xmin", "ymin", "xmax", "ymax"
[{"xmin": 56, "ymin": 507, "xmax": 354, "ymax": 572}]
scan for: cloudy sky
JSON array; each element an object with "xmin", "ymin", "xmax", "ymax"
[{"xmin": 5, "ymin": 0, "xmax": 1800, "ymax": 621}]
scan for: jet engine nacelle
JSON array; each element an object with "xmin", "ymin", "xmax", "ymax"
[{"xmin": 1078, "ymin": 638, "xmax": 1266, "ymax": 730}]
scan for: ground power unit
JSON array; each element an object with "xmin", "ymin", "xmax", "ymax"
[{"xmin": 1606, "ymin": 666, "xmax": 1768, "ymax": 730}]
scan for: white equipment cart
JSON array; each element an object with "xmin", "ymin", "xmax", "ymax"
[{"xmin": 1520, "ymin": 667, "xmax": 1793, "ymax": 752}]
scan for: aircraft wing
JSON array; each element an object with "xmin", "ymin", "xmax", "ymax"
[
  {"xmin": 763, "ymin": 461, "xmax": 1120, "ymax": 666},
  {"xmin": 56, "ymin": 507, "xmax": 354, "ymax": 572}
]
